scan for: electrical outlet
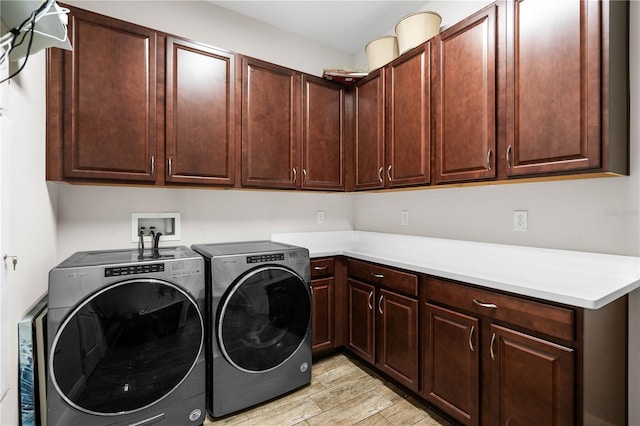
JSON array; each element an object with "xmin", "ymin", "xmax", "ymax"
[
  {"xmin": 513, "ymin": 210, "xmax": 528, "ymax": 231},
  {"xmin": 401, "ymin": 210, "xmax": 409, "ymax": 226},
  {"xmin": 316, "ymin": 211, "xmax": 325, "ymax": 224}
]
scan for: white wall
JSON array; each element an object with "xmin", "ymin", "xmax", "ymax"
[
  {"xmin": 0, "ymin": 51, "xmax": 58, "ymax": 425},
  {"xmin": 55, "ymin": 186, "xmax": 352, "ymax": 260}
]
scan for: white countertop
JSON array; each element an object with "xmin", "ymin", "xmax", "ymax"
[{"xmin": 271, "ymin": 231, "xmax": 640, "ymax": 310}]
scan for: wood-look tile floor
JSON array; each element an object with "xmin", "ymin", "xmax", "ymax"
[{"xmin": 204, "ymin": 353, "xmax": 454, "ymax": 426}]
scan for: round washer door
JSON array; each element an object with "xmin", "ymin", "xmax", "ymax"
[
  {"xmin": 218, "ymin": 266, "xmax": 310, "ymax": 373},
  {"xmin": 50, "ymin": 278, "xmax": 204, "ymax": 415}
]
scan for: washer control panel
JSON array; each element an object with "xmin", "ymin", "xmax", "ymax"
[
  {"xmin": 105, "ymin": 263, "xmax": 165, "ymax": 277},
  {"xmin": 247, "ymin": 253, "xmax": 285, "ymax": 263}
]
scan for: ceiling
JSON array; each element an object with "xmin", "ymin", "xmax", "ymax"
[{"xmin": 208, "ymin": 1, "xmax": 431, "ymax": 54}]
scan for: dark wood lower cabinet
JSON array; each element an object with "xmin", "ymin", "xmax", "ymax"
[
  {"xmin": 311, "ymin": 277, "xmax": 334, "ymax": 353},
  {"xmin": 423, "ymin": 303, "xmax": 479, "ymax": 426},
  {"xmin": 346, "ymin": 260, "xmax": 420, "ymax": 392},
  {"xmin": 320, "ymin": 257, "xmax": 626, "ymax": 426},
  {"xmin": 490, "ymin": 324, "xmax": 574, "ymax": 426},
  {"xmin": 377, "ymin": 289, "xmax": 419, "ymax": 392},
  {"xmin": 346, "ymin": 279, "xmax": 376, "ymax": 364}
]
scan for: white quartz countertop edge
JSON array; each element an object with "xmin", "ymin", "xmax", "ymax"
[{"xmin": 271, "ymin": 231, "xmax": 640, "ymax": 310}]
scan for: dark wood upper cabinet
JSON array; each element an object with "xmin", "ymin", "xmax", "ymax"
[
  {"xmin": 433, "ymin": 5, "xmax": 498, "ymax": 183},
  {"xmin": 165, "ymin": 37, "xmax": 236, "ymax": 186},
  {"xmin": 56, "ymin": 8, "xmax": 158, "ymax": 182},
  {"xmin": 385, "ymin": 44, "xmax": 431, "ymax": 188},
  {"xmin": 302, "ymin": 76, "xmax": 345, "ymax": 191},
  {"xmin": 241, "ymin": 57, "xmax": 299, "ymax": 189},
  {"xmin": 504, "ymin": 0, "xmax": 603, "ymax": 176},
  {"xmin": 353, "ymin": 70, "xmax": 385, "ymax": 190}
]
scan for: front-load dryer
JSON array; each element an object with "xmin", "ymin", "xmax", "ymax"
[
  {"xmin": 191, "ymin": 241, "xmax": 311, "ymax": 418},
  {"xmin": 47, "ymin": 246, "xmax": 206, "ymax": 426}
]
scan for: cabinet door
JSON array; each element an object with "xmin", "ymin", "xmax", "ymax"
[
  {"xmin": 385, "ymin": 44, "xmax": 431, "ymax": 187},
  {"xmin": 505, "ymin": 0, "xmax": 601, "ymax": 176},
  {"xmin": 346, "ymin": 279, "xmax": 376, "ymax": 364},
  {"xmin": 62, "ymin": 9, "xmax": 158, "ymax": 182},
  {"xmin": 377, "ymin": 289, "xmax": 419, "ymax": 392},
  {"xmin": 165, "ymin": 38, "xmax": 236, "ymax": 186},
  {"xmin": 241, "ymin": 57, "xmax": 299, "ymax": 189},
  {"xmin": 490, "ymin": 324, "xmax": 574, "ymax": 425},
  {"xmin": 434, "ymin": 5, "xmax": 497, "ymax": 183},
  {"xmin": 354, "ymin": 70, "xmax": 385, "ymax": 190},
  {"xmin": 423, "ymin": 303, "xmax": 479, "ymax": 426},
  {"xmin": 302, "ymin": 76, "xmax": 345, "ymax": 190},
  {"xmin": 311, "ymin": 277, "xmax": 334, "ymax": 353}
]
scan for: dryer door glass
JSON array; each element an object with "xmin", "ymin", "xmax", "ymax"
[
  {"xmin": 219, "ymin": 266, "xmax": 310, "ymax": 372},
  {"xmin": 50, "ymin": 279, "xmax": 203, "ymax": 415}
]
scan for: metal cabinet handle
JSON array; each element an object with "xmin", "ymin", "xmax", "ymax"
[
  {"xmin": 506, "ymin": 145, "xmax": 513, "ymax": 168},
  {"xmin": 469, "ymin": 325, "xmax": 475, "ymax": 352},
  {"xmin": 371, "ymin": 273, "xmax": 384, "ymax": 279},
  {"xmin": 150, "ymin": 155, "xmax": 155, "ymax": 175},
  {"xmin": 168, "ymin": 157, "xmax": 172, "ymax": 176},
  {"xmin": 378, "ymin": 167, "xmax": 383, "ymax": 183},
  {"xmin": 292, "ymin": 167, "xmax": 297, "ymax": 183},
  {"xmin": 473, "ymin": 299, "xmax": 498, "ymax": 309},
  {"xmin": 367, "ymin": 291, "xmax": 373, "ymax": 310},
  {"xmin": 378, "ymin": 294, "xmax": 384, "ymax": 314},
  {"xmin": 387, "ymin": 165, "xmax": 392, "ymax": 181},
  {"xmin": 303, "ymin": 168, "xmax": 307, "ymax": 184},
  {"xmin": 486, "ymin": 149, "xmax": 492, "ymax": 171},
  {"xmin": 490, "ymin": 332, "xmax": 496, "ymax": 360},
  {"xmin": 313, "ymin": 266, "xmax": 328, "ymax": 271}
]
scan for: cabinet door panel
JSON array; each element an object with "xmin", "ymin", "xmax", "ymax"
[
  {"xmin": 347, "ymin": 279, "xmax": 376, "ymax": 364},
  {"xmin": 311, "ymin": 277, "xmax": 334, "ymax": 353},
  {"xmin": 377, "ymin": 289, "xmax": 419, "ymax": 392},
  {"xmin": 490, "ymin": 324, "xmax": 574, "ymax": 425},
  {"xmin": 165, "ymin": 38, "xmax": 235, "ymax": 185},
  {"xmin": 64, "ymin": 11, "xmax": 157, "ymax": 182},
  {"xmin": 434, "ymin": 6, "xmax": 497, "ymax": 183},
  {"xmin": 242, "ymin": 58, "xmax": 298, "ymax": 188},
  {"xmin": 302, "ymin": 76, "xmax": 344, "ymax": 190},
  {"xmin": 423, "ymin": 303, "xmax": 479, "ymax": 426},
  {"xmin": 354, "ymin": 71, "xmax": 385, "ymax": 190},
  {"xmin": 386, "ymin": 45, "xmax": 431, "ymax": 187},
  {"xmin": 506, "ymin": 0, "xmax": 601, "ymax": 175}
]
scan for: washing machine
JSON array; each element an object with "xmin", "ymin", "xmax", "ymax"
[
  {"xmin": 47, "ymin": 246, "xmax": 206, "ymax": 426},
  {"xmin": 191, "ymin": 241, "xmax": 311, "ymax": 418}
]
